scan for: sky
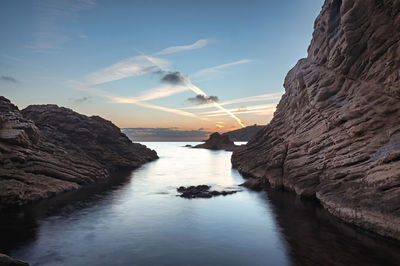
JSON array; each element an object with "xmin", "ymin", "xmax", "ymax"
[{"xmin": 0, "ymin": 0, "xmax": 324, "ymax": 139}]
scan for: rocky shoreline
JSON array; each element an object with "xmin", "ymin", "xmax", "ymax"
[
  {"xmin": 0, "ymin": 96, "xmax": 158, "ymax": 208},
  {"xmin": 232, "ymin": 0, "xmax": 400, "ymax": 240}
]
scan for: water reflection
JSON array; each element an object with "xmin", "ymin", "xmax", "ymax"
[
  {"xmin": 0, "ymin": 142, "xmax": 399, "ymax": 265},
  {"xmin": 261, "ymin": 188, "xmax": 400, "ymax": 266}
]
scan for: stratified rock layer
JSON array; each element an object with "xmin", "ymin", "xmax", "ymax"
[
  {"xmin": 0, "ymin": 97, "xmax": 158, "ymax": 206},
  {"xmin": 232, "ymin": 0, "xmax": 400, "ymax": 240}
]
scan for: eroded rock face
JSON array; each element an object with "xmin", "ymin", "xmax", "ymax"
[
  {"xmin": 232, "ymin": 0, "xmax": 400, "ymax": 240},
  {"xmin": 0, "ymin": 97, "xmax": 158, "ymax": 207},
  {"xmin": 194, "ymin": 132, "xmax": 239, "ymax": 151}
]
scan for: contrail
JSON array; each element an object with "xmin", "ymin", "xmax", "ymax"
[
  {"xmin": 184, "ymin": 81, "xmax": 246, "ymax": 128},
  {"xmin": 144, "ymin": 55, "xmax": 246, "ymax": 128}
]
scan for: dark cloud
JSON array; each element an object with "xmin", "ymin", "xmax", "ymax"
[
  {"xmin": 1, "ymin": 75, "xmax": 18, "ymax": 83},
  {"xmin": 122, "ymin": 128, "xmax": 212, "ymax": 141},
  {"xmin": 161, "ymin": 71, "xmax": 185, "ymax": 84},
  {"xmin": 187, "ymin": 94, "xmax": 219, "ymax": 105},
  {"xmin": 74, "ymin": 96, "xmax": 91, "ymax": 103}
]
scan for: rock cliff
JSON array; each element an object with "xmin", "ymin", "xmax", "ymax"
[
  {"xmin": 232, "ymin": 0, "xmax": 400, "ymax": 240},
  {"xmin": 0, "ymin": 97, "xmax": 158, "ymax": 207}
]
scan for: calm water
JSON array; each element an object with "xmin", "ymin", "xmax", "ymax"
[{"xmin": 1, "ymin": 142, "xmax": 399, "ymax": 266}]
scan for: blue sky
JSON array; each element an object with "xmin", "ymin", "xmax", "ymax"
[{"xmin": 0, "ymin": 0, "xmax": 324, "ymax": 132}]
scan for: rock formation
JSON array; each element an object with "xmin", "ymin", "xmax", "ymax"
[
  {"xmin": 177, "ymin": 185, "xmax": 240, "ymax": 198},
  {"xmin": 194, "ymin": 132, "xmax": 240, "ymax": 151},
  {"xmin": 0, "ymin": 97, "xmax": 158, "ymax": 207},
  {"xmin": 232, "ymin": 0, "xmax": 400, "ymax": 240},
  {"xmin": 222, "ymin": 125, "xmax": 265, "ymax": 141}
]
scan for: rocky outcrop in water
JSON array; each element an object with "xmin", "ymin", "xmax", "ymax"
[
  {"xmin": 194, "ymin": 132, "xmax": 240, "ymax": 151},
  {"xmin": 232, "ymin": 0, "xmax": 400, "ymax": 240},
  {"xmin": 0, "ymin": 97, "xmax": 158, "ymax": 207},
  {"xmin": 177, "ymin": 185, "xmax": 240, "ymax": 198}
]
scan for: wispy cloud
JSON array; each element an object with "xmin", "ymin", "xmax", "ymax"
[
  {"xmin": 83, "ymin": 39, "xmax": 210, "ymax": 86},
  {"xmin": 200, "ymin": 103, "xmax": 277, "ymax": 117},
  {"xmin": 85, "ymin": 55, "xmax": 169, "ymax": 85},
  {"xmin": 69, "ymin": 81, "xmax": 205, "ymax": 120},
  {"xmin": 79, "ymin": 33, "xmax": 88, "ymax": 39},
  {"xmin": 111, "ymin": 85, "xmax": 190, "ymax": 103},
  {"xmin": 71, "ymin": 41, "xmax": 249, "ymax": 128},
  {"xmin": 154, "ymin": 39, "xmax": 208, "ymax": 56},
  {"xmin": 124, "ymin": 100, "xmax": 206, "ymax": 120},
  {"xmin": 1, "ymin": 75, "xmax": 18, "ymax": 83},
  {"xmin": 29, "ymin": 0, "xmax": 95, "ymax": 52},
  {"xmin": 1, "ymin": 54, "xmax": 24, "ymax": 62},
  {"xmin": 122, "ymin": 127, "xmax": 212, "ymax": 141},
  {"xmin": 191, "ymin": 59, "xmax": 252, "ymax": 81},
  {"xmin": 182, "ymin": 92, "xmax": 283, "ymax": 110},
  {"xmin": 143, "ymin": 55, "xmax": 246, "ymax": 128}
]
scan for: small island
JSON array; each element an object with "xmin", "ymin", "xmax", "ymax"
[{"xmin": 192, "ymin": 132, "xmax": 241, "ymax": 151}]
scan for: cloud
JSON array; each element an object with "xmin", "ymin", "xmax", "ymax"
[
  {"xmin": 200, "ymin": 103, "xmax": 277, "ymax": 117},
  {"xmin": 69, "ymin": 82, "xmax": 204, "ymax": 120},
  {"xmin": 68, "ymin": 80, "xmax": 208, "ymax": 122},
  {"xmin": 216, "ymin": 121, "xmax": 224, "ymax": 128},
  {"xmin": 161, "ymin": 71, "xmax": 186, "ymax": 84},
  {"xmin": 29, "ymin": 0, "xmax": 95, "ymax": 52},
  {"xmin": 73, "ymin": 40, "xmax": 246, "ymax": 128},
  {"xmin": 182, "ymin": 92, "xmax": 283, "ymax": 110},
  {"xmin": 85, "ymin": 55, "xmax": 169, "ymax": 85},
  {"xmin": 122, "ymin": 128, "xmax": 212, "ymax": 141},
  {"xmin": 71, "ymin": 96, "xmax": 91, "ymax": 103},
  {"xmin": 111, "ymin": 85, "xmax": 190, "ymax": 103},
  {"xmin": 188, "ymin": 94, "xmax": 219, "ymax": 105},
  {"xmin": 154, "ymin": 39, "xmax": 208, "ymax": 56},
  {"xmin": 1, "ymin": 75, "xmax": 18, "ymax": 83},
  {"xmin": 191, "ymin": 59, "xmax": 252, "ymax": 81},
  {"xmin": 136, "ymin": 54, "xmax": 246, "ymax": 128}
]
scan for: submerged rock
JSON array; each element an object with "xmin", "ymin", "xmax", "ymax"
[
  {"xmin": 177, "ymin": 185, "xmax": 240, "ymax": 198},
  {"xmin": 0, "ymin": 97, "xmax": 158, "ymax": 207},
  {"xmin": 232, "ymin": 0, "xmax": 400, "ymax": 240},
  {"xmin": 194, "ymin": 132, "xmax": 240, "ymax": 151}
]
